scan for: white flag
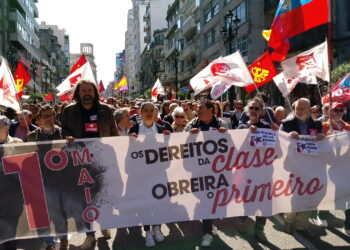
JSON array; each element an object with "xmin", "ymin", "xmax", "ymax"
[
  {"xmin": 273, "ymin": 73, "xmax": 292, "ymax": 97},
  {"xmin": 0, "ymin": 59, "xmax": 20, "ymax": 111},
  {"xmin": 191, "ymin": 51, "xmax": 254, "ymax": 96},
  {"xmin": 151, "ymin": 79, "xmax": 165, "ymax": 101},
  {"xmin": 56, "ymin": 62, "xmax": 95, "ymax": 96},
  {"xmin": 281, "ymin": 41, "xmax": 329, "ymax": 85}
]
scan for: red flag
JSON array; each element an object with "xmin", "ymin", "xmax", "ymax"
[
  {"xmin": 268, "ymin": 0, "xmax": 329, "ymax": 61},
  {"xmin": 14, "ymin": 62, "xmax": 31, "ymax": 99},
  {"xmin": 70, "ymin": 54, "xmax": 87, "ymax": 74},
  {"xmin": 98, "ymin": 80, "xmax": 105, "ymax": 93},
  {"xmin": 322, "ymin": 73, "xmax": 350, "ymax": 104},
  {"xmin": 270, "ymin": 39, "xmax": 290, "ymax": 62},
  {"xmin": 245, "ymin": 51, "xmax": 278, "ymax": 93},
  {"xmin": 59, "ymin": 91, "xmax": 73, "ymax": 102},
  {"xmin": 44, "ymin": 92, "xmax": 53, "ymax": 102}
]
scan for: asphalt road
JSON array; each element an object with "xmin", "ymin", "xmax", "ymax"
[{"xmin": 8, "ymin": 210, "xmax": 350, "ymax": 250}]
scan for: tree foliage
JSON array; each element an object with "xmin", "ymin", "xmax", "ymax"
[{"xmin": 331, "ymin": 61, "xmax": 350, "ymax": 84}]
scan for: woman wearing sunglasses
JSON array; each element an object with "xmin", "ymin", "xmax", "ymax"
[
  {"xmin": 317, "ymin": 102, "xmax": 350, "ymax": 232},
  {"xmin": 236, "ymin": 97, "xmax": 278, "ymax": 243},
  {"xmin": 171, "ymin": 107, "xmax": 188, "ymax": 132}
]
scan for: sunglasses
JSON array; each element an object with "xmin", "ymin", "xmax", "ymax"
[
  {"xmin": 311, "ymin": 111, "xmax": 320, "ymax": 114},
  {"xmin": 175, "ymin": 115, "xmax": 185, "ymax": 119},
  {"xmin": 333, "ymin": 109, "xmax": 344, "ymax": 113},
  {"xmin": 249, "ymin": 106, "xmax": 260, "ymax": 111}
]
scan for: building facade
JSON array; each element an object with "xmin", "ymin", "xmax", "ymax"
[
  {"xmin": 70, "ymin": 43, "xmax": 97, "ymax": 82},
  {"xmin": 39, "ymin": 21, "xmax": 70, "ymax": 73},
  {"xmin": 0, "ymin": 0, "xmax": 40, "ymax": 80}
]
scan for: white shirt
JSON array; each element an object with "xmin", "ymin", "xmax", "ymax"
[{"xmin": 138, "ymin": 122, "xmax": 158, "ymax": 136}]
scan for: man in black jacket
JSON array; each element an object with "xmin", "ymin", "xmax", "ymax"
[{"xmin": 281, "ymin": 98, "xmax": 325, "ymax": 239}]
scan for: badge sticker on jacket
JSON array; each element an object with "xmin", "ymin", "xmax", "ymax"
[
  {"xmin": 90, "ymin": 115, "xmax": 97, "ymax": 121},
  {"xmin": 309, "ymin": 128, "xmax": 317, "ymax": 136},
  {"xmin": 85, "ymin": 123, "xmax": 98, "ymax": 132}
]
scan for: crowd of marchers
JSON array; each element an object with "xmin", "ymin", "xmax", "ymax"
[{"xmin": 0, "ymin": 79, "xmax": 350, "ymax": 249}]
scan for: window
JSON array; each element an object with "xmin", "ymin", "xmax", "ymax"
[
  {"xmin": 213, "ymin": 3, "xmax": 220, "ymax": 15},
  {"xmin": 196, "ymin": 0, "xmax": 200, "ymax": 7},
  {"xmin": 232, "ymin": 1, "xmax": 247, "ymax": 26},
  {"xmin": 231, "ymin": 36, "xmax": 248, "ymax": 61},
  {"xmin": 204, "ymin": 1, "xmax": 220, "ymax": 24},
  {"xmin": 196, "ymin": 21, "xmax": 201, "ymax": 33},
  {"xmin": 204, "ymin": 27, "xmax": 219, "ymax": 49}
]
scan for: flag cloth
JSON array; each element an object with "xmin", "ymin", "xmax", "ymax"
[
  {"xmin": 191, "ymin": 51, "xmax": 254, "ymax": 97},
  {"xmin": 59, "ymin": 91, "xmax": 73, "ymax": 102},
  {"xmin": 322, "ymin": 73, "xmax": 350, "ymax": 103},
  {"xmin": 70, "ymin": 54, "xmax": 87, "ymax": 74},
  {"xmin": 245, "ymin": 51, "xmax": 278, "ymax": 93},
  {"xmin": 270, "ymin": 39, "xmax": 291, "ymax": 62},
  {"xmin": 14, "ymin": 62, "xmax": 31, "ymax": 99},
  {"xmin": 281, "ymin": 41, "xmax": 329, "ymax": 85},
  {"xmin": 269, "ymin": 0, "xmax": 329, "ymax": 48},
  {"xmin": 151, "ymin": 79, "xmax": 165, "ymax": 101},
  {"xmin": 98, "ymin": 80, "xmax": 105, "ymax": 93},
  {"xmin": 0, "ymin": 59, "xmax": 20, "ymax": 110},
  {"xmin": 273, "ymin": 72, "xmax": 295, "ymax": 97},
  {"xmin": 114, "ymin": 76, "xmax": 127, "ymax": 90},
  {"xmin": 116, "ymin": 84, "xmax": 128, "ymax": 93},
  {"xmin": 44, "ymin": 92, "xmax": 53, "ymax": 102},
  {"xmin": 262, "ymin": 29, "xmax": 272, "ymax": 41},
  {"xmin": 56, "ymin": 62, "xmax": 95, "ymax": 96}
]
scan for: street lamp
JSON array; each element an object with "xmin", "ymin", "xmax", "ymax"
[
  {"xmin": 221, "ymin": 10, "xmax": 240, "ymax": 54},
  {"xmin": 173, "ymin": 48, "xmax": 180, "ymax": 95},
  {"xmin": 6, "ymin": 46, "xmax": 18, "ymax": 73},
  {"xmin": 221, "ymin": 10, "xmax": 240, "ymax": 104},
  {"xmin": 31, "ymin": 59, "xmax": 37, "ymax": 104}
]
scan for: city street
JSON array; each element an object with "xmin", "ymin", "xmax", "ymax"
[{"xmin": 12, "ymin": 210, "xmax": 350, "ymax": 250}]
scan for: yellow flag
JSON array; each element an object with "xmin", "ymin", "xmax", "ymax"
[
  {"xmin": 114, "ymin": 76, "xmax": 128, "ymax": 90},
  {"xmin": 262, "ymin": 29, "xmax": 272, "ymax": 41}
]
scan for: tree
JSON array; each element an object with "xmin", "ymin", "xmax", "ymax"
[
  {"xmin": 331, "ymin": 61, "xmax": 350, "ymax": 84},
  {"xmin": 144, "ymin": 88, "xmax": 152, "ymax": 99}
]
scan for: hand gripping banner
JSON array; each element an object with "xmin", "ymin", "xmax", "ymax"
[{"xmin": 1, "ymin": 130, "xmax": 350, "ymax": 243}]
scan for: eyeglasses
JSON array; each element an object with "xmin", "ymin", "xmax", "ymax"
[
  {"xmin": 175, "ymin": 115, "xmax": 185, "ymax": 119},
  {"xmin": 249, "ymin": 106, "xmax": 260, "ymax": 111},
  {"xmin": 333, "ymin": 109, "xmax": 344, "ymax": 113}
]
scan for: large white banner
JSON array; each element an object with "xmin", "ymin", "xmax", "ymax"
[{"xmin": 0, "ymin": 130, "xmax": 350, "ymax": 243}]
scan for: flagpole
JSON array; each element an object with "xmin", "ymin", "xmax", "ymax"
[
  {"xmin": 252, "ymin": 82, "xmax": 274, "ymax": 124},
  {"xmin": 327, "ymin": 0, "xmax": 333, "ymax": 132}
]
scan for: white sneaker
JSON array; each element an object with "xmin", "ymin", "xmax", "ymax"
[
  {"xmin": 344, "ymin": 227, "xmax": 350, "ymax": 236},
  {"xmin": 201, "ymin": 233, "xmax": 213, "ymax": 247},
  {"xmin": 80, "ymin": 235, "xmax": 97, "ymax": 249},
  {"xmin": 317, "ymin": 216, "xmax": 328, "ymax": 227},
  {"xmin": 145, "ymin": 231, "xmax": 156, "ymax": 247},
  {"xmin": 152, "ymin": 226, "xmax": 165, "ymax": 242}
]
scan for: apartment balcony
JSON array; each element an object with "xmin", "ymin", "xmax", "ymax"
[
  {"xmin": 143, "ymin": 11, "xmax": 150, "ymax": 21},
  {"xmin": 181, "ymin": 0, "xmax": 195, "ymax": 14},
  {"xmin": 182, "ymin": 42, "xmax": 196, "ymax": 60},
  {"xmin": 164, "ymin": 45, "xmax": 176, "ymax": 59},
  {"xmin": 144, "ymin": 35, "xmax": 151, "ymax": 43},
  {"xmin": 182, "ymin": 16, "xmax": 196, "ymax": 37},
  {"xmin": 9, "ymin": 9, "xmax": 40, "ymax": 42},
  {"xmin": 144, "ymin": 23, "xmax": 150, "ymax": 32},
  {"xmin": 9, "ymin": 33, "xmax": 40, "ymax": 60}
]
